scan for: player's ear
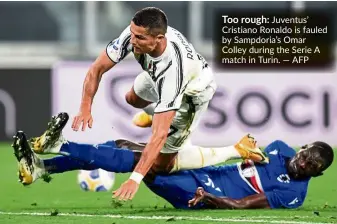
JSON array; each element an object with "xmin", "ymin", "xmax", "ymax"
[{"xmin": 156, "ymin": 34, "xmax": 165, "ymax": 43}]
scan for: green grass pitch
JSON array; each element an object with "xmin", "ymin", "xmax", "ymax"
[{"xmin": 0, "ymin": 142, "xmax": 336, "ymax": 224}]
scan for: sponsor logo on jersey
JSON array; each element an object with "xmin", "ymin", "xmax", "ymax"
[
  {"xmin": 288, "ymin": 197, "xmax": 299, "ymax": 205},
  {"xmin": 277, "ymin": 174, "xmax": 290, "ymax": 183}
]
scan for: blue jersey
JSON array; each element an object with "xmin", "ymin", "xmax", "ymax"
[
  {"xmin": 146, "ymin": 140, "xmax": 310, "ymax": 209},
  {"xmin": 254, "ymin": 140, "xmax": 310, "ymax": 209}
]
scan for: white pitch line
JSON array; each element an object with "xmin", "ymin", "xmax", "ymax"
[{"xmin": 0, "ymin": 211, "xmax": 332, "ymax": 224}]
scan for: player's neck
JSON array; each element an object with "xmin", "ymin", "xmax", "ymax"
[
  {"xmin": 286, "ymin": 159, "xmax": 296, "ymax": 179},
  {"xmin": 149, "ymin": 38, "xmax": 167, "ymax": 58}
]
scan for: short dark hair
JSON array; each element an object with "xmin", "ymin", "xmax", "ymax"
[
  {"xmin": 132, "ymin": 7, "xmax": 168, "ymax": 35},
  {"xmin": 310, "ymin": 141, "xmax": 334, "ymax": 173}
]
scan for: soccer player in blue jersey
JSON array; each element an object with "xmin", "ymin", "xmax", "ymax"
[{"xmin": 14, "ymin": 113, "xmax": 334, "ymax": 209}]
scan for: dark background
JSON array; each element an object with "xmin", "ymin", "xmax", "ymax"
[{"xmin": 0, "ymin": 69, "xmax": 51, "ymax": 141}]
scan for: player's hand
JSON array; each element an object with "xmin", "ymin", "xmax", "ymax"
[
  {"xmin": 188, "ymin": 187, "xmax": 205, "ymax": 207},
  {"xmin": 112, "ymin": 179, "xmax": 139, "ymax": 201},
  {"xmin": 72, "ymin": 110, "xmax": 93, "ymax": 131}
]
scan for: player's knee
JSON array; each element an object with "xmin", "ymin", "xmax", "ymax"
[
  {"xmin": 125, "ymin": 91, "xmax": 135, "ymax": 106},
  {"xmin": 125, "ymin": 91, "xmax": 151, "ymax": 108}
]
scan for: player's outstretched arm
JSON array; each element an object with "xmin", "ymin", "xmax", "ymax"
[
  {"xmin": 188, "ymin": 187, "xmax": 270, "ymax": 209},
  {"xmin": 72, "ymin": 50, "xmax": 116, "ymax": 131},
  {"xmin": 113, "ymin": 110, "xmax": 176, "ymax": 200},
  {"xmin": 133, "ymin": 110, "xmax": 176, "ymax": 173}
]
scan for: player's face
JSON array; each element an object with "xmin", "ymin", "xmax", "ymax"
[
  {"xmin": 288, "ymin": 145, "xmax": 324, "ymax": 179},
  {"xmin": 130, "ymin": 22, "xmax": 160, "ymax": 55}
]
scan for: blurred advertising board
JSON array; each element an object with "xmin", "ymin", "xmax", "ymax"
[
  {"xmin": 0, "ymin": 69, "xmax": 51, "ymax": 141},
  {"xmin": 52, "ymin": 61, "xmax": 337, "ymax": 147}
]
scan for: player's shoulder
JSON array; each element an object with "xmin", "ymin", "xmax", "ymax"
[
  {"xmin": 286, "ymin": 177, "xmax": 310, "ymax": 205},
  {"xmin": 167, "ymin": 26, "xmax": 179, "ymax": 35},
  {"xmin": 166, "ymin": 26, "xmax": 188, "ymax": 44},
  {"xmin": 264, "ymin": 140, "xmax": 296, "ymax": 158},
  {"xmin": 109, "ymin": 25, "xmax": 131, "ymax": 47},
  {"xmin": 118, "ymin": 25, "xmax": 132, "ymax": 42},
  {"xmin": 121, "ymin": 25, "xmax": 131, "ymax": 34}
]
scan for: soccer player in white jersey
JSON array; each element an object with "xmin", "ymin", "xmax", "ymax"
[{"xmin": 44, "ymin": 7, "xmax": 268, "ymax": 200}]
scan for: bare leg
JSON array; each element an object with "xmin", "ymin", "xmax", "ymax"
[{"xmin": 125, "ymin": 86, "xmax": 152, "ymax": 108}]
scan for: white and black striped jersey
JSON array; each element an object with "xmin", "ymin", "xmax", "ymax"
[{"xmin": 106, "ymin": 25, "xmax": 213, "ymax": 113}]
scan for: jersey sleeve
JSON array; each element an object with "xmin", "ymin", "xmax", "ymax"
[
  {"xmin": 264, "ymin": 140, "xmax": 296, "ymax": 156},
  {"xmin": 154, "ymin": 62, "xmax": 185, "ymax": 113},
  {"xmin": 106, "ymin": 25, "xmax": 132, "ymax": 63},
  {"xmin": 265, "ymin": 189, "xmax": 305, "ymax": 209}
]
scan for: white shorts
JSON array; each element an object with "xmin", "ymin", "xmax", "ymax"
[
  {"xmin": 133, "ymin": 71, "xmax": 158, "ymax": 103},
  {"xmin": 133, "ymin": 67, "xmax": 216, "ymax": 153}
]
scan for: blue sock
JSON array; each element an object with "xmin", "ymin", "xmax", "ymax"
[
  {"xmin": 43, "ymin": 156, "xmax": 98, "ymax": 174},
  {"xmin": 42, "ymin": 141, "xmax": 121, "ymax": 174},
  {"xmin": 59, "ymin": 141, "xmax": 135, "ymax": 173}
]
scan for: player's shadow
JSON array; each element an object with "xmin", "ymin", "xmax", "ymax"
[{"xmin": 19, "ymin": 205, "xmax": 176, "ymax": 214}]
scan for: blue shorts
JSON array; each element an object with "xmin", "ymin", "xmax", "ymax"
[
  {"xmin": 145, "ymin": 170, "xmax": 201, "ymax": 209},
  {"xmin": 145, "ymin": 167, "xmax": 227, "ymax": 209}
]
